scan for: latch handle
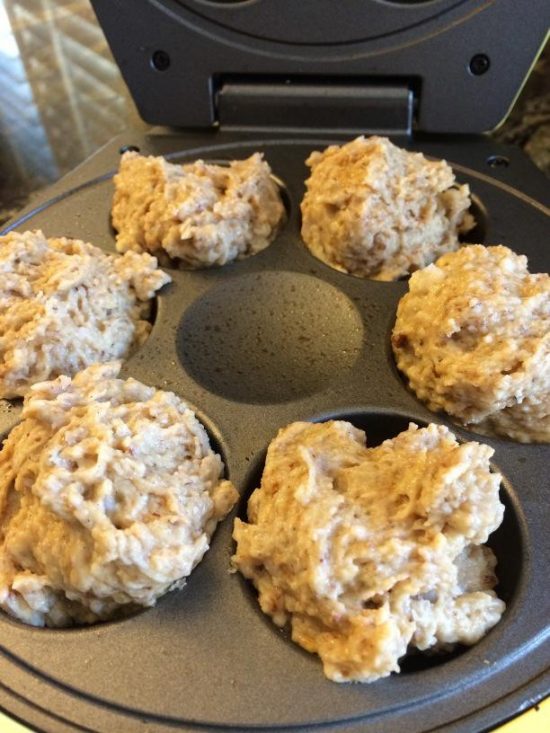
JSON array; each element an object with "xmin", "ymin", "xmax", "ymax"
[{"xmin": 217, "ymin": 82, "xmax": 413, "ymax": 136}]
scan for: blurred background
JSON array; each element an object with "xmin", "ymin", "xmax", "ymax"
[
  {"xmin": 0, "ymin": 0, "xmax": 548, "ymax": 226},
  {"xmin": 0, "ymin": 0, "xmax": 145, "ymax": 224}
]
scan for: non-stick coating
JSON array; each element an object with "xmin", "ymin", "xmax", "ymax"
[{"xmin": 0, "ymin": 131, "xmax": 548, "ymax": 733}]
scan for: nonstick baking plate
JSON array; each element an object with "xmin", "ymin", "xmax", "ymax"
[{"xmin": 0, "ymin": 130, "xmax": 548, "ymax": 733}]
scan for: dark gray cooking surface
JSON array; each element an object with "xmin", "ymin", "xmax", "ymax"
[{"xmin": 0, "ymin": 130, "xmax": 548, "ymax": 732}]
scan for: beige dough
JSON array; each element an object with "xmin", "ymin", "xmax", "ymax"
[
  {"xmin": 0, "ymin": 362, "xmax": 238, "ymax": 627},
  {"xmin": 232, "ymin": 420, "xmax": 505, "ymax": 683},
  {"xmin": 0, "ymin": 230, "xmax": 170, "ymax": 399},
  {"xmin": 301, "ymin": 136, "xmax": 473, "ymax": 280},
  {"xmin": 112, "ymin": 151, "xmax": 285, "ymax": 267},
  {"xmin": 392, "ymin": 245, "xmax": 550, "ymax": 443}
]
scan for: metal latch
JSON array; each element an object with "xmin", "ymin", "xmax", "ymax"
[{"xmin": 217, "ymin": 82, "xmax": 413, "ymax": 136}]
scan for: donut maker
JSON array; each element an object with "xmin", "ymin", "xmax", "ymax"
[{"xmin": 0, "ymin": 1, "xmax": 549, "ymax": 731}]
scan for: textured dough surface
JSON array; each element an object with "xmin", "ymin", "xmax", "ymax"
[
  {"xmin": 392, "ymin": 245, "xmax": 550, "ymax": 443},
  {"xmin": 301, "ymin": 136, "xmax": 473, "ymax": 280},
  {"xmin": 112, "ymin": 151, "xmax": 285, "ymax": 267},
  {"xmin": 0, "ymin": 230, "xmax": 170, "ymax": 399},
  {"xmin": 232, "ymin": 421, "xmax": 505, "ymax": 683},
  {"xmin": 0, "ymin": 362, "xmax": 238, "ymax": 627}
]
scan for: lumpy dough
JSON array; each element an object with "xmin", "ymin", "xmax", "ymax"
[
  {"xmin": 0, "ymin": 229, "xmax": 171, "ymax": 399},
  {"xmin": 300, "ymin": 136, "xmax": 473, "ymax": 280},
  {"xmin": 112, "ymin": 151, "xmax": 286, "ymax": 267},
  {"xmin": 232, "ymin": 421, "xmax": 505, "ymax": 683},
  {"xmin": 392, "ymin": 245, "xmax": 550, "ymax": 443},
  {"xmin": 0, "ymin": 362, "xmax": 238, "ymax": 627}
]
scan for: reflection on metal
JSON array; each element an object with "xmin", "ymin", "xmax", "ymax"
[{"xmin": 0, "ymin": 0, "xmax": 144, "ymax": 220}]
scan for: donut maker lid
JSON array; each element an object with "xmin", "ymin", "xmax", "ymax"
[
  {"xmin": 1, "ymin": 1, "xmax": 550, "ymax": 731},
  {"xmin": 89, "ymin": 0, "xmax": 550, "ymax": 135}
]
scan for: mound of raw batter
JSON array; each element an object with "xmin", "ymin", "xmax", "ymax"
[
  {"xmin": 392, "ymin": 245, "xmax": 550, "ymax": 443},
  {"xmin": 0, "ymin": 230, "xmax": 170, "ymax": 399},
  {"xmin": 233, "ymin": 421, "xmax": 505, "ymax": 683},
  {"xmin": 301, "ymin": 136, "xmax": 473, "ymax": 280},
  {"xmin": 112, "ymin": 151, "xmax": 285, "ymax": 267},
  {"xmin": 0, "ymin": 362, "xmax": 238, "ymax": 627}
]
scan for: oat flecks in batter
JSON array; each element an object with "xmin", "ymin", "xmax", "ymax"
[
  {"xmin": 0, "ymin": 229, "xmax": 171, "ymax": 399},
  {"xmin": 0, "ymin": 362, "xmax": 238, "ymax": 627},
  {"xmin": 392, "ymin": 245, "xmax": 550, "ymax": 443},
  {"xmin": 301, "ymin": 136, "xmax": 473, "ymax": 281},
  {"xmin": 112, "ymin": 151, "xmax": 286, "ymax": 267},
  {"xmin": 232, "ymin": 421, "xmax": 505, "ymax": 683}
]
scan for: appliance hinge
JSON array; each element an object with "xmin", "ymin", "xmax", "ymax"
[{"xmin": 216, "ymin": 82, "xmax": 414, "ymax": 137}]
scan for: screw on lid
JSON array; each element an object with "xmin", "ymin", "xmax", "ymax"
[
  {"xmin": 469, "ymin": 54, "xmax": 491, "ymax": 76},
  {"xmin": 151, "ymin": 50, "xmax": 171, "ymax": 71}
]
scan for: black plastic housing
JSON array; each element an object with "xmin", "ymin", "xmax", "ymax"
[{"xmin": 90, "ymin": 0, "xmax": 550, "ymax": 133}]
